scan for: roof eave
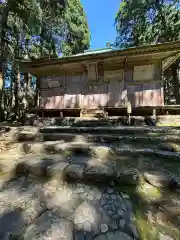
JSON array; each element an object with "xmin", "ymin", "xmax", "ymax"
[{"xmin": 18, "ymin": 40, "xmax": 180, "ymax": 71}]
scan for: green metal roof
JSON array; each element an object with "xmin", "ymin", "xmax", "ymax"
[{"xmin": 73, "ymin": 47, "xmax": 117, "ymax": 57}]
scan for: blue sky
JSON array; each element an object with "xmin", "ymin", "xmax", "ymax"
[{"xmin": 81, "ymin": 0, "xmax": 120, "ymax": 50}]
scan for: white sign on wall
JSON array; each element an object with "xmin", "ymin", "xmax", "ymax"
[
  {"xmin": 133, "ymin": 64, "xmax": 155, "ymax": 81},
  {"xmin": 48, "ymin": 80, "xmax": 61, "ymax": 88},
  {"xmin": 104, "ymin": 69, "xmax": 124, "ymax": 82}
]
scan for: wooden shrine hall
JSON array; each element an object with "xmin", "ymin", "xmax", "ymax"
[{"xmin": 21, "ymin": 41, "xmax": 180, "ymax": 118}]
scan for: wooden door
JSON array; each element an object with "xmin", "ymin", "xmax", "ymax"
[
  {"xmin": 82, "ymin": 83, "xmax": 108, "ymax": 109},
  {"xmin": 108, "ymin": 81, "xmax": 124, "ymax": 107}
]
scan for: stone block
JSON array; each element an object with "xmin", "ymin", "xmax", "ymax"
[
  {"xmin": 157, "ymin": 142, "xmax": 180, "ymax": 152},
  {"xmin": 85, "ymin": 159, "xmax": 115, "ymax": 182},
  {"xmin": 117, "ymin": 169, "xmax": 139, "ymax": 186},
  {"xmin": 47, "ymin": 161, "xmax": 69, "ymax": 179},
  {"xmin": 20, "ymin": 143, "xmax": 44, "ymax": 154},
  {"xmin": 137, "ymin": 182, "xmax": 162, "ymax": 202},
  {"xmin": 44, "ymin": 141, "xmax": 66, "ymax": 153},
  {"xmin": 21, "ymin": 158, "xmax": 55, "ymax": 177},
  {"xmin": 67, "ymin": 142, "xmax": 91, "ymax": 155},
  {"xmin": 17, "ymin": 132, "xmax": 38, "ymax": 142},
  {"xmin": 95, "ymin": 231, "xmax": 132, "ymax": 240},
  {"xmin": 127, "ymin": 223, "xmax": 139, "ymax": 239},
  {"xmin": 144, "ymin": 171, "xmax": 171, "ymax": 188},
  {"xmin": 90, "ymin": 146, "xmax": 116, "ymax": 160},
  {"xmin": 66, "ymin": 164, "xmax": 85, "ymax": 180}
]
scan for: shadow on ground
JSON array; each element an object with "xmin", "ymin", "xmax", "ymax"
[{"xmin": 0, "ymin": 124, "xmax": 180, "ymax": 239}]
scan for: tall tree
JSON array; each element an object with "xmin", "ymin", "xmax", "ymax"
[
  {"xmin": 115, "ymin": 0, "xmax": 180, "ymax": 48},
  {"xmin": 114, "ymin": 0, "xmax": 180, "ymax": 104},
  {"xmin": 0, "ymin": 0, "xmax": 43, "ymax": 120},
  {"xmin": 61, "ymin": 0, "xmax": 90, "ymax": 56},
  {"xmin": 0, "ymin": 0, "xmax": 90, "ymax": 121},
  {"xmin": 26, "ymin": 0, "xmax": 90, "ymax": 59}
]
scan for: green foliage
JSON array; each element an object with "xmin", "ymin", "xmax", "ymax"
[
  {"xmin": 0, "ymin": 0, "xmax": 90, "ymax": 121},
  {"xmin": 115, "ymin": 0, "xmax": 180, "ymax": 48},
  {"xmin": 1, "ymin": 0, "xmax": 90, "ymax": 60},
  {"xmin": 61, "ymin": 0, "xmax": 90, "ymax": 56},
  {"xmin": 8, "ymin": 0, "xmax": 42, "ymax": 34},
  {"xmin": 25, "ymin": 0, "xmax": 90, "ymax": 58}
]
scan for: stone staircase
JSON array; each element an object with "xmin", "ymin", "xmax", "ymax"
[
  {"xmin": 0, "ymin": 122, "xmax": 180, "ymax": 239},
  {"xmin": 1, "ymin": 124, "xmax": 180, "ymax": 179}
]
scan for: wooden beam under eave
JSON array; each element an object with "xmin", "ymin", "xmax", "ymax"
[
  {"xmin": 27, "ymin": 62, "xmax": 85, "ymax": 76},
  {"xmin": 162, "ymin": 52, "xmax": 180, "ymax": 72}
]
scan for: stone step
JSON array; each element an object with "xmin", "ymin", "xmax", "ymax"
[
  {"xmin": 40, "ymin": 126, "xmax": 180, "ymax": 135},
  {"xmin": 42, "ymin": 132, "xmax": 180, "ymax": 144},
  {"xmin": 72, "ymin": 119, "xmax": 112, "ymax": 127},
  {"xmin": 5, "ymin": 141, "xmax": 180, "ymax": 161},
  {"xmin": 7, "ymin": 142, "xmax": 117, "ymax": 160},
  {"xmin": 0, "ymin": 126, "xmax": 40, "ymax": 141},
  {"xmin": 13, "ymin": 153, "xmax": 180, "ymax": 188},
  {"xmin": 15, "ymin": 155, "xmax": 138, "ymax": 185},
  {"xmin": 2, "ymin": 130, "xmax": 180, "ymax": 144},
  {"xmin": 1, "ymin": 126, "xmax": 180, "ymax": 142}
]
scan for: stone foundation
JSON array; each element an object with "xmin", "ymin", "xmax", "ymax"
[{"xmin": 23, "ymin": 115, "xmax": 180, "ymax": 127}]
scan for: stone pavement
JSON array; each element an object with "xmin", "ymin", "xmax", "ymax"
[
  {"xmin": 1, "ymin": 125, "xmax": 180, "ymax": 239},
  {"xmin": 0, "ymin": 176, "xmax": 138, "ymax": 240}
]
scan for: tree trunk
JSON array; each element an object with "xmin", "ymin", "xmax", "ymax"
[
  {"xmin": 35, "ymin": 77, "xmax": 40, "ymax": 108},
  {"xmin": 24, "ymin": 72, "xmax": 31, "ymax": 109},
  {"xmin": 0, "ymin": 61, "xmax": 5, "ymax": 121},
  {"xmin": 0, "ymin": 4, "xmax": 9, "ymax": 121},
  {"xmin": 11, "ymin": 63, "xmax": 15, "ymax": 111},
  {"xmin": 13, "ymin": 64, "xmax": 21, "ymax": 119}
]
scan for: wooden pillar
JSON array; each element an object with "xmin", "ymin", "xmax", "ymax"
[
  {"xmin": 124, "ymin": 65, "xmax": 134, "ymax": 107},
  {"xmin": 98, "ymin": 61, "xmax": 104, "ymax": 82},
  {"xmin": 35, "ymin": 76, "xmax": 40, "ymax": 108},
  {"xmin": 127, "ymin": 101, "xmax": 132, "ymax": 126},
  {"xmin": 155, "ymin": 61, "xmax": 164, "ymax": 105}
]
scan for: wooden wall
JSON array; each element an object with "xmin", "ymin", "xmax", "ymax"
[
  {"xmin": 125, "ymin": 63, "xmax": 164, "ymax": 106},
  {"xmin": 38, "ymin": 61, "xmax": 164, "ymax": 109}
]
